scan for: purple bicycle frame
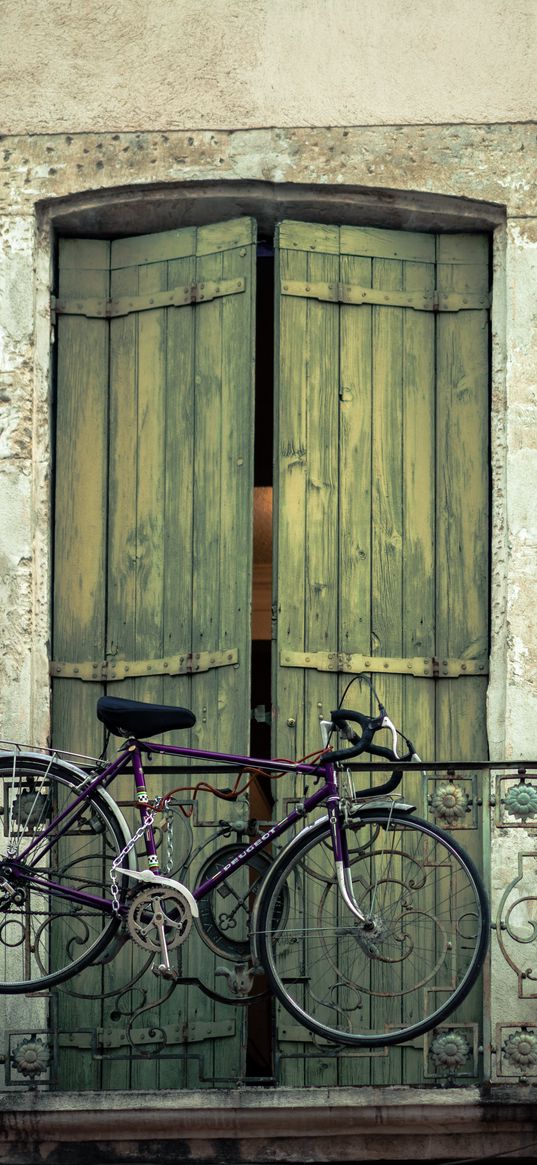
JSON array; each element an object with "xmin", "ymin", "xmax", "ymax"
[{"xmin": 10, "ymin": 740, "xmax": 347, "ymax": 916}]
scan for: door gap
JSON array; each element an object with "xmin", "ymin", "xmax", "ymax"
[
  {"xmin": 251, "ymin": 239, "xmax": 274, "ymax": 740},
  {"xmin": 246, "ymin": 242, "xmax": 274, "ymax": 1080}
]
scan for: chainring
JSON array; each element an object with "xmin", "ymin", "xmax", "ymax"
[{"xmin": 127, "ymin": 885, "xmax": 193, "ymax": 952}]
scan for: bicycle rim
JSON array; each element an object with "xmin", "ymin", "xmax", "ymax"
[
  {"xmin": 0, "ymin": 756, "xmax": 129, "ymax": 992},
  {"xmin": 256, "ymin": 810, "xmax": 489, "ymax": 1047}
]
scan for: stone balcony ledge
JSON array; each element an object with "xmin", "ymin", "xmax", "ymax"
[{"xmin": 2, "ymin": 1085, "xmax": 537, "ymax": 1163}]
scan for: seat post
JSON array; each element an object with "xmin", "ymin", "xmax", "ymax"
[{"xmin": 131, "ymin": 745, "xmax": 161, "ymax": 872}]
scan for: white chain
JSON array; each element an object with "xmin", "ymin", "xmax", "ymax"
[{"xmin": 109, "ymin": 810, "xmax": 155, "ymax": 914}]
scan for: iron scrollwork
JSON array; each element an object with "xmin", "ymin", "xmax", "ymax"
[{"xmin": 495, "ymin": 851, "xmax": 537, "ymax": 997}]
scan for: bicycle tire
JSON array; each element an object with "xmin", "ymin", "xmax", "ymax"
[
  {"xmin": 195, "ymin": 843, "xmax": 274, "ymax": 961},
  {"xmin": 0, "ymin": 754, "xmax": 130, "ymax": 993},
  {"xmin": 195, "ymin": 842, "xmax": 287, "ymax": 962},
  {"xmin": 255, "ymin": 809, "xmax": 489, "ymax": 1047}
]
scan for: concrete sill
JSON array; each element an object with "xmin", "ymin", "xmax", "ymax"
[{"xmin": 1, "ymin": 1085, "xmax": 537, "ymax": 1163}]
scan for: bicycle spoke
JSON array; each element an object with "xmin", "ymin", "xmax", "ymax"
[
  {"xmin": 257, "ymin": 811, "xmax": 488, "ymax": 1046},
  {"xmin": 0, "ymin": 757, "xmax": 128, "ymax": 992}
]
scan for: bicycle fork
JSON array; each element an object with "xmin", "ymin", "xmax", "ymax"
[{"xmin": 327, "ymin": 799, "xmax": 371, "ymax": 924}]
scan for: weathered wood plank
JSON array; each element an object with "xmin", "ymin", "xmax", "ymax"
[
  {"xmin": 53, "ymin": 239, "xmax": 111, "ymax": 1090},
  {"xmin": 339, "ymin": 245, "xmax": 373, "ymax": 658},
  {"xmin": 161, "ymin": 252, "xmax": 197, "ymax": 719},
  {"xmin": 371, "ymin": 253, "xmax": 405, "ymax": 772},
  {"xmin": 303, "ymin": 240, "xmax": 340, "ymax": 786},
  {"xmin": 107, "ymin": 244, "xmax": 140, "ymax": 716},
  {"xmin": 277, "ymin": 219, "xmax": 340, "ymax": 253},
  {"xmin": 273, "ymin": 223, "xmax": 309, "ymax": 772},
  {"xmin": 435, "ymin": 235, "xmax": 489, "ymax": 768},
  {"xmin": 111, "ymin": 227, "xmax": 197, "ymax": 269},
  {"xmin": 196, "ymin": 216, "xmax": 256, "ymax": 255},
  {"xmin": 53, "ymin": 240, "xmax": 110, "ymax": 758},
  {"xmin": 340, "ymin": 226, "xmax": 435, "ymax": 263},
  {"xmin": 401, "ymin": 255, "xmax": 437, "ymax": 787}
]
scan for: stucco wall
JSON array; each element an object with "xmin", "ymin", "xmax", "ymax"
[{"xmin": 1, "ymin": 0, "xmax": 536, "ymax": 133}]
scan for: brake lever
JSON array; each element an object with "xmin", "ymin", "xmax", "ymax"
[
  {"xmin": 323, "ymin": 717, "xmax": 360, "ymax": 747},
  {"xmin": 320, "ymin": 720, "xmax": 333, "ymax": 748},
  {"xmin": 380, "ymin": 714, "xmax": 399, "ymax": 759}
]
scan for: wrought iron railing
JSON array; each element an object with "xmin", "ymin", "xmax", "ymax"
[{"xmin": 3, "ymin": 757, "xmax": 537, "ymax": 1089}]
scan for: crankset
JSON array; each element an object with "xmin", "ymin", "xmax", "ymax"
[{"xmin": 127, "ymin": 883, "xmax": 193, "ymax": 979}]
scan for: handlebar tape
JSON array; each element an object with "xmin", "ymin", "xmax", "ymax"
[{"xmin": 328, "ymin": 707, "xmax": 399, "ymax": 763}]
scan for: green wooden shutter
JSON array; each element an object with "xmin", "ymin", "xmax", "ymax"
[
  {"xmin": 273, "ymin": 220, "xmax": 489, "ymax": 1086},
  {"xmin": 52, "ymin": 219, "xmax": 256, "ymax": 1089}
]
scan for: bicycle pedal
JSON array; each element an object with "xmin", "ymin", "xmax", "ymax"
[{"xmin": 152, "ymin": 962, "xmax": 179, "ymax": 982}]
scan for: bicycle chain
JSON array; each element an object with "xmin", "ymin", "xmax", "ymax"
[
  {"xmin": 109, "ymin": 802, "xmax": 176, "ymax": 912},
  {"xmin": 109, "ymin": 810, "xmax": 155, "ymax": 913}
]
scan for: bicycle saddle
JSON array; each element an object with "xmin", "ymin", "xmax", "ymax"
[{"xmin": 96, "ymin": 696, "xmax": 196, "ymax": 738}]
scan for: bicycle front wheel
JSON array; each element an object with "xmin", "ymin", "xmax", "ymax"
[
  {"xmin": 256, "ymin": 810, "xmax": 489, "ymax": 1047},
  {"xmin": 0, "ymin": 755, "xmax": 130, "ymax": 992}
]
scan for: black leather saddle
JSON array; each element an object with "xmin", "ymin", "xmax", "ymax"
[{"xmin": 96, "ymin": 696, "xmax": 196, "ymax": 739}]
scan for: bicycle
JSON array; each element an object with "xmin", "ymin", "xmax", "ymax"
[{"xmin": 0, "ymin": 681, "xmax": 489, "ymax": 1048}]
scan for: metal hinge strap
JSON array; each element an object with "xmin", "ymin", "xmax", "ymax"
[
  {"xmin": 59, "ymin": 1019, "xmax": 235, "ymax": 1050},
  {"xmin": 280, "ymin": 281, "xmax": 490, "ymax": 313},
  {"xmin": 280, "ymin": 651, "xmax": 488, "ymax": 678},
  {"xmin": 51, "ymin": 277, "xmax": 246, "ymax": 321},
  {"xmin": 50, "ymin": 648, "xmax": 239, "ymax": 682}
]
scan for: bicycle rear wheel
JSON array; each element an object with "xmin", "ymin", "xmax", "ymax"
[
  {"xmin": 256, "ymin": 809, "xmax": 489, "ymax": 1047},
  {"xmin": 0, "ymin": 755, "xmax": 130, "ymax": 992}
]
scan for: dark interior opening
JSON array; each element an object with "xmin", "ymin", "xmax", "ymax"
[
  {"xmin": 251, "ymin": 239, "xmax": 274, "ymax": 765},
  {"xmin": 246, "ymin": 243, "xmax": 275, "ymax": 1080}
]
